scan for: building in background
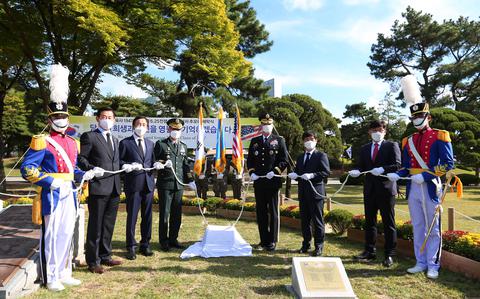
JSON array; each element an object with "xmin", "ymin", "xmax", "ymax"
[{"xmin": 263, "ymin": 78, "xmax": 282, "ymax": 98}]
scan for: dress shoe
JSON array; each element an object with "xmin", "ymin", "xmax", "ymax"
[
  {"xmin": 101, "ymin": 259, "xmax": 122, "ymax": 266},
  {"xmin": 265, "ymin": 243, "xmax": 276, "ymax": 252},
  {"xmin": 47, "ymin": 281, "xmax": 65, "ymax": 292},
  {"xmin": 354, "ymin": 251, "xmax": 376, "ymax": 261},
  {"xmin": 426, "ymin": 269, "xmax": 439, "ymax": 279},
  {"xmin": 160, "ymin": 243, "xmax": 170, "ymax": 252},
  {"xmin": 126, "ymin": 248, "xmax": 137, "ymax": 260},
  {"xmin": 88, "ymin": 265, "xmax": 105, "ymax": 274},
  {"xmin": 298, "ymin": 244, "xmax": 310, "ymax": 254},
  {"xmin": 382, "ymin": 256, "xmax": 394, "ymax": 267},
  {"xmin": 169, "ymin": 241, "xmax": 185, "ymax": 249},
  {"xmin": 311, "ymin": 247, "xmax": 322, "ymax": 257},
  {"xmin": 406, "ymin": 264, "xmax": 427, "ymax": 274},
  {"xmin": 61, "ymin": 276, "xmax": 82, "ymax": 286},
  {"xmin": 139, "ymin": 247, "xmax": 153, "ymax": 256}
]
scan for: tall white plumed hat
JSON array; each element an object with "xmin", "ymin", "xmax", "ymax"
[
  {"xmin": 47, "ymin": 64, "xmax": 70, "ymax": 116},
  {"xmin": 400, "ymin": 74, "xmax": 429, "ymax": 116}
]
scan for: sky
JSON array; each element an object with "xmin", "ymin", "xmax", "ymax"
[{"xmin": 98, "ymin": 0, "xmax": 479, "ymax": 120}]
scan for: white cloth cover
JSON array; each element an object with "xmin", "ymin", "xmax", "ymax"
[{"xmin": 180, "ymin": 225, "xmax": 252, "ymax": 259}]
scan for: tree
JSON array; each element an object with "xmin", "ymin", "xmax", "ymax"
[
  {"xmin": 92, "ymin": 95, "xmax": 157, "ymax": 117},
  {"xmin": 340, "ymin": 102, "xmax": 379, "ymax": 165},
  {"xmin": 378, "ymin": 89, "xmax": 408, "ymax": 142},
  {"xmin": 0, "ymin": 0, "xmax": 251, "ymax": 115},
  {"xmin": 2, "ymin": 89, "xmax": 31, "ymax": 156},
  {"xmin": 368, "ymin": 7, "xmax": 480, "ymax": 113}
]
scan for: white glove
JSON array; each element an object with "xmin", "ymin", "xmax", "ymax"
[
  {"xmin": 266, "ymin": 171, "xmax": 275, "ymax": 179},
  {"xmin": 348, "ymin": 170, "xmax": 361, "ymax": 178},
  {"xmin": 50, "ymin": 178, "xmax": 64, "ymax": 190},
  {"xmin": 199, "ymin": 174, "xmax": 206, "ymax": 180},
  {"xmin": 371, "ymin": 167, "xmax": 384, "ymax": 176},
  {"xmin": 235, "ymin": 174, "xmax": 242, "ymax": 180},
  {"xmin": 93, "ymin": 167, "xmax": 105, "ymax": 177},
  {"xmin": 217, "ymin": 173, "xmax": 224, "ymax": 179},
  {"xmin": 188, "ymin": 181, "xmax": 197, "ymax": 190},
  {"xmin": 131, "ymin": 162, "xmax": 143, "ymax": 171},
  {"xmin": 301, "ymin": 173, "xmax": 315, "ymax": 180},
  {"xmin": 83, "ymin": 170, "xmax": 95, "ymax": 181},
  {"xmin": 386, "ymin": 173, "xmax": 400, "ymax": 182},
  {"xmin": 122, "ymin": 164, "xmax": 134, "ymax": 173},
  {"xmin": 288, "ymin": 172, "xmax": 298, "ymax": 180},
  {"xmin": 250, "ymin": 173, "xmax": 259, "ymax": 181},
  {"xmin": 411, "ymin": 173, "xmax": 425, "ymax": 185},
  {"xmin": 164, "ymin": 160, "xmax": 173, "ymax": 168},
  {"xmin": 153, "ymin": 162, "xmax": 165, "ymax": 170}
]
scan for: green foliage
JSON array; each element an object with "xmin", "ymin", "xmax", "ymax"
[
  {"xmin": 456, "ymin": 174, "xmax": 480, "ymax": 186},
  {"xmin": 442, "ymin": 231, "xmax": 480, "ymax": 262},
  {"xmin": 352, "ymin": 214, "xmax": 366, "ymax": 230},
  {"xmin": 2, "ymin": 89, "xmax": 31, "ymax": 155},
  {"xmin": 324, "ymin": 209, "xmax": 353, "ymax": 235},
  {"xmin": 92, "ymin": 95, "xmax": 157, "ymax": 117},
  {"xmin": 182, "ymin": 197, "xmax": 204, "ymax": 207},
  {"xmin": 204, "ymin": 197, "xmax": 223, "ymax": 212},
  {"xmin": 397, "ymin": 222, "xmax": 414, "ymax": 241}
]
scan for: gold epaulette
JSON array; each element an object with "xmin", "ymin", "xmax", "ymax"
[
  {"xmin": 30, "ymin": 134, "xmax": 46, "ymax": 150},
  {"xmin": 436, "ymin": 129, "xmax": 451, "ymax": 142}
]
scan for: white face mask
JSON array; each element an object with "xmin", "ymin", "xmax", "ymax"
[
  {"xmin": 170, "ymin": 130, "xmax": 181, "ymax": 139},
  {"xmin": 413, "ymin": 116, "xmax": 428, "ymax": 130},
  {"xmin": 99, "ymin": 119, "xmax": 114, "ymax": 131},
  {"xmin": 134, "ymin": 126, "xmax": 147, "ymax": 137},
  {"xmin": 371, "ymin": 132, "xmax": 385, "ymax": 143},
  {"xmin": 304, "ymin": 140, "xmax": 317, "ymax": 151},
  {"xmin": 51, "ymin": 118, "xmax": 68, "ymax": 133},
  {"xmin": 262, "ymin": 124, "xmax": 273, "ymax": 134}
]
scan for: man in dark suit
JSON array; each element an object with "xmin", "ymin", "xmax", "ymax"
[
  {"xmin": 154, "ymin": 118, "xmax": 196, "ymax": 251},
  {"xmin": 119, "ymin": 116, "xmax": 156, "ymax": 260},
  {"xmin": 288, "ymin": 131, "xmax": 331, "ymax": 256},
  {"xmin": 349, "ymin": 120, "xmax": 401, "ymax": 267},
  {"xmin": 246, "ymin": 113, "xmax": 288, "ymax": 251},
  {"xmin": 78, "ymin": 107, "xmax": 122, "ymax": 274}
]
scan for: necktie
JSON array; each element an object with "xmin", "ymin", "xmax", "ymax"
[
  {"xmin": 264, "ymin": 137, "xmax": 268, "ymax": 144},
  {"xmin": 138, "ymin": 139, "xmax": 145, "ymax": 159},
  {"xmin": 305, "ymin": 152, "xmax": 311, "ymax": 165},
  {"xmin": 106, "ymin": 133, "xmax": 114, "ymax": 154},
  {"xmin": 372, "ymin": 143, "xmax": 379, "ymax": 162}
]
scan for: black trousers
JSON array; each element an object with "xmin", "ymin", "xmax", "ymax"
[
  {"xmin": 125, "ymin": 187, "xmax": 153, "ymax": 250},
  {"xmin": 299, "ymin": 188, "xmax": 325, "ymax": 249},
  {"xmin": 364, "ymin": 193, "xmax": 397, "ymax": 255},
  {"xmin": 254, "ymin": 185, "xmax": 279, "ymax": 246},
  {"xmin": 86, "ymin": 193, "xmax": 120, "ymax": 266},
  {"xmin": 158, "ymin": 188, "xmax": 183, "ymax": 245}
]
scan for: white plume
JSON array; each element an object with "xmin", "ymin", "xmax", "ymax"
[
  {"xmin": 400, "ymin": 74, "xmax": 422, "ymax": 105},
  {"xmin": 49, "ymin": 64, "xmax": 70, "ymax": 104}
]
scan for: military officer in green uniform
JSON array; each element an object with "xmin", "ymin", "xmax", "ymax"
[
  {"xmin": 154, "ymin": 118, "xmax": 196, "ymax": 251},
  {"xmin": 247, "ymin": 113, "xmax": 288, "ymax": 251}
]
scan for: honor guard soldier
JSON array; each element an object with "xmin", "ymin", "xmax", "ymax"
[
  {"xmin": 154, "ymin": 118, "xmax": 196, "ymax": 251},
  {"xmin": 21, "ymin": 64, "xmax": 89, "ymax": 291},
  {"xmin": 247, "ymin": 113, "xmax": 288, "ymax": 251},
  {"xmin": 194, "ymin": 148, "xmax": 210, "ymax": 200},
  {"xmin": 387, "ymin": 75, "xmax": 454, "ymax": 279}
]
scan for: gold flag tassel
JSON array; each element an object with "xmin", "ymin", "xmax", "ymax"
[{"xmin": 450, "ymin": 175, "xmax": 463, "ymax": 198}]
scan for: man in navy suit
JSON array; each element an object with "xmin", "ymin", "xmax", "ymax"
[
  {"xmin": 288, "ymin": 131, "xmax": 331, "ymax": 256},
  {"xmin": 119, "ymin": 116, "xmax": 157, "ymax": 260},
  {"xmin": 349, "ymin": 120, "xmax": 401, "ymax": 267}
]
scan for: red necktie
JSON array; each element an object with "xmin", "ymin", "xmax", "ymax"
[{"xmin": 372, "ymin": 143, "xmax": 379, "ymax": 162}]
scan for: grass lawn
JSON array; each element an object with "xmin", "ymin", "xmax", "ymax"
[
  {"xmin": 28, "ymin": 211, "xmax": 479, "ymax": 299},
  {"xmin": 2, "ymin": 157, "xmax": 21, "ymax": 177}
]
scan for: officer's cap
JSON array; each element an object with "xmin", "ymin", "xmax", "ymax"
[
  {"xmin": 258, "ymin": 113, "xmax": 273, "ymax": 125},
  {"xmin": 167, "ymin": 118, "xmax": 184, "ymax": 130}
]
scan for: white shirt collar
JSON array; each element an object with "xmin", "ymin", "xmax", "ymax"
[
  {"xmin": 133, "ymin": 133, "xmax": 144, "ymax": 142},
  {"xmin": 305, "ymin": 148, "xmax": 315, "ymax": 155},
  {"xmin": 372, "ymin": 139, "xmax": 384, "ymax": 147}
]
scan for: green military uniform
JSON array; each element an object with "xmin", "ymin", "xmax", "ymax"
[{"xmin": 154, "ymin": 118, "xmax": 193, "ymax": 250}]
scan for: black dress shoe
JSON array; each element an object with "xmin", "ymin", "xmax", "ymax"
[
  {"xmin": 169, "ymin": 241, "xmax": 185, "ymax": 249},
  {"xmin": 298, "ymin": 245, "xmax": 310, "ymax": 254},
  {"xmin": 126, "ymin": 248, "xmax": 136, "ymax": 260},
  {"xmin": 139, "ymin": 247, "xmax": 153, "ymax": 256},
  {"xmin": 382, "ymin": 256, "xmax": 394, "ymax": 267},
  {"xmin": 311, "ymin": 247, "xmax": 322, "ymax": 257},
  {"xmin": 160, "ymin": 243, "xmax": 170, "ymax": 252},
  {"xmin": 354, "ymin": 251, "xmax": 376, "ymax": 261},
  {"xmin": 265, "ymin": 243, "xmax": 276, "ymax": 252}
]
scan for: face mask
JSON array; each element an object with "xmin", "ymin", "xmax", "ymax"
[
  {"xmin": 304, "ymin": 140, "xmax": 317, "ymax": 151},
  {"xmin": 99, "ymin": 119, "xmax": 114, "ymax": 131},
  {"xmin": 134, "ymin": 126, "xmax": 147, "ymax": 137},
  {"xmin": 51, "ymin": 118, "xmax": 68, "ymax": 133},
  {"xmin": 262, "ymin": 124, "xmax": 273, "ymax": 134},
  {"xmin": 412, "ymin": 116, "xmax": 428, "ymax": 130},
  {"xmin": 371, "ymin": 132, "xmax": 385, "ymax": 143},
  {"xmin": 170, "ymin": 130, "xmax": 181, "ymax": 139}
]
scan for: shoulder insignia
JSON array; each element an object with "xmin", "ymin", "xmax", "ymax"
[
  {"xmin": 437, "ymin": 129, "xmax": 451, "ymax": 142},
  {"xmin": 30, "ymin": 134, "xmax": 46, "ymax": 150}
]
